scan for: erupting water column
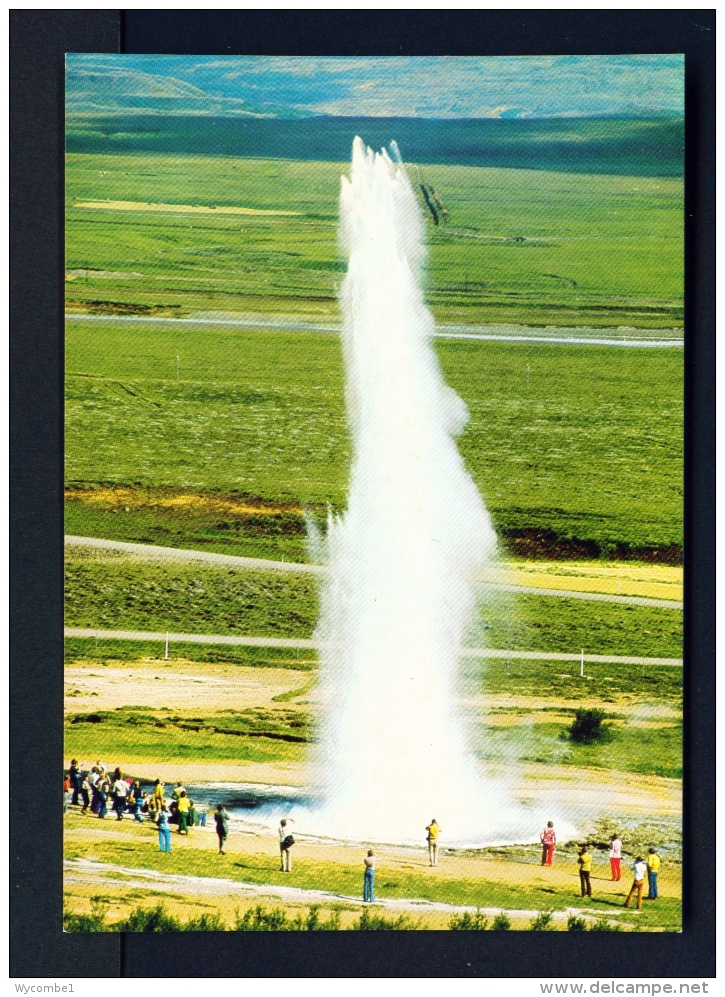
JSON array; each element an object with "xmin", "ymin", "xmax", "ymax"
[{"xmin": 312, "ymin": 138, "xmax": 519, "ymax": 844}]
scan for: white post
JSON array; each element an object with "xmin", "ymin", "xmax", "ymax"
[
  {"xmin": 176, "ymin": 356, "xmax": 180, "ymax": 380},
  {"xmin": 165, "ymin": 634, "xmax": 170, "ymax": 660},
  {"xmin": 580, "ymin": 649, "xmax": 585, "ymax": 678}
]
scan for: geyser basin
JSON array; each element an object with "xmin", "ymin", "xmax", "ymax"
[{"xmin": 303, "ymin": 138, "xmax": 554, "ymax": 845}]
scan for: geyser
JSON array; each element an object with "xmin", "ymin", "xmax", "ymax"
[{"xmin": 302, "ymin": 138, "xmax": 563, "ymax": 845}]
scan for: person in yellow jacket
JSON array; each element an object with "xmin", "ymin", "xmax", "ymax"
[
  {"xmin": 578, "ymin": 845, "xmax": 593, "ymax": 897},
  {"xmin": 176, "ymin": 791, "xmax": 191, "ymax": 834},
  {"xmin": 647, "ymin": 847, "xmax": 661, "ymax": 899},
  {"xmin": 426, "ymin": 819, "xmax": 441, "ymax": 867},
  {"xmin": 152, "ymin": 779, "xmax": 165, "ymax": 812}
]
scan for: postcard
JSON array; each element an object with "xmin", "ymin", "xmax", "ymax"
[{"xmin": 62, "ymin": 53, "xmax": 684, "ymax": 935}]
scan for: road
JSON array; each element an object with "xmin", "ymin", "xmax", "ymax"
[
  {"xmin": 64, "ymin": 627, "xmax": 682, "ymax": 667},
  {"xmin": 65, "ymin": 535, "xmax": 682, "ymax": 609},
  {"xmin": 65, "ymin": 313, "xmax": 684, "ymax": 348}
]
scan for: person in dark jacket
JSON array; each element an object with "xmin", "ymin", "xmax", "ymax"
[
  {"xmin": 69, "ymin": 760, "xmax": 82, "ymax": 806},
  {"xmin": 214, "ymin": 805, "xmax": 229, "ymax": 854}
]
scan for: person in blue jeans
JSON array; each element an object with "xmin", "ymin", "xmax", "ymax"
[
  {"xmin": 157, "ymin": 806, "xmax": 172, "ymax": 852},
  {"xmin": 363, "ymin": 850, "xmax": 376, "ymax": 902}
]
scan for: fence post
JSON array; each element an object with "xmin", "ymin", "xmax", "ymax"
[
  {"xmin": 165, "ymin": 634, "xmax": 170, "ymax": 660},
  {"xmin": 580, "ymin": 649, "xmax": 585, "ymax": 678}
]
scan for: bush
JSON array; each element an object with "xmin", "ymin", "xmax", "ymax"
[
  {"xmin": 568, "ymin": 708, "xmax": 612, "ymax": 744},
  {"xmin": 567, "ymin": 915, "xmax": 588, "ymax": 932},
  {"xmin": 119, "ymin": 904, "xmax": 185, "ymax": 932},
  {"xmin": 530, "ymin": 910, "xmax": 554, "ymax": 931},
  {"xmin": 450, "ymin": 910, "xmax": 488, "ymax": 930},
  {"xmin": 234, "ymin": 904, "xmax": 342, "ymax": 931},
  {"xmin": 491, "ymin": 913, "xmax": 511, "ymax": 931},
  {"xmin": 352, "ymin": 908, "xmax": 418, "ymax": 930},
  {"xmin": 589, "ymin": 919, "xmax": 622, "ymax": 932},
  {"xmin": 64, "ymin": 907, "xmax": 109, "ymax": 932}
]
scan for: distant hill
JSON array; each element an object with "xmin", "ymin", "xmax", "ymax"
[
  {"xmin": 66, "ymin": 114, "xmax": 683, "ymax": 178},
  {"xmin": 66, "ymin": 66, "xmax": 311, "ymax": 119}
]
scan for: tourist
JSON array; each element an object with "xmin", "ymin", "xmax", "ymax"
[
  {"xmin": 426, "ymin": 819, "xmax": 441, "ymax": 867},
  {"xmin": 578, "ymin": 845, "xmax": 593, "ymax": 897},
  {"xmin": 188, "ymin": 798, "xmax": 198, "ymax": 827},
  {"xmin": 133, "ymin": 792, "xmax": 145, "ymax": 823},
  {"xmin": 112, "ymin": 774, "xmax": 128, "ymax": 820},
  {"xmin": 279, "ymin": 818, "xmax": 295, "ymax": 872},
  {"xmin": 540, "ymin": 822, "xmax": 556, "ymax": 866},
  {"xmin": 157, "ymin": 806, "xmax": 172, "ymax": 853},
  {"xmin": 609, "ymin": 833, "xmax": 622, "ymax": 881},
  {"xmin": 177, "ymin": 791, "xmax": 191, "ymax": 834},
  {"xmin": 69, "ymin": 759, "xmax": 82, "ymax": 806},
  {"xmin": 80, "ymin": 773, "xmax": 91, "ymax": 813},
  {"xmin": 647, "ymin": 847, "xmax": 661, "ymax": 900},
  {"xmin": 152, "ymin": 779, "xmax": 166, "ymax": 812},
  {"xmin": 63, "ymin": 774, "xmax": 71, "ymax": 813},
  {"xmin": 214, "ymin": 804, "xmax": 229, "ymax": 855},
  {"xmin": 625, "ymin": 856, "xmax": 648, "ymax": 910},
  {"xmin": 171, "ymin": 781, "xmax": 185, "ymax": 802},
  {"xmin": 363, "ymin": 850, "xmax": 376, "ymax": 902},
  {"xmin": 97, "ymin": 777, "xmax": 110, "ymax": 819}
]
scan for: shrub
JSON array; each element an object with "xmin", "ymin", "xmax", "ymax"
[
  {"xmin": 450, "ymin": 910, "xmax": 488, "ymax": 930},
  {"xmin": 567, "ymin": 915, "xmax": 587, "ymax": 932},
  {"xmin": 235, "ymin": 905, "xmax": 291, "ymax": 931},
  {"xmin": 530, "ymin": 910, "xmax": 554, "ymax": 931},
  {"xmin": 119, "ymin": 904, "xmax": 185, "ymax": 932},
  {"xmin": 491, "ymin": 913, "xmax": 511, "ymax": 931},
  {"xmin": 589, "ymin": 919, "xmax": 622, "ymax": 932},
  {"xmin": 291, "ymin": 905, "xmax": 342, "ymax": 931},
  {"xmin": 352, "ymin": 908, "xmax": 418, "ymax": 930},
  {"xmin": 568, "ymin": 708, "xmax": 612, "ymax": 744},
  {"xmin": 64, "ymin": 906, "xmax": 109, "ymax": 932}
]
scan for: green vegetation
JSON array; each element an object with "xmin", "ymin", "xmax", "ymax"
[
  {"xmin": 530, "ymin": 910, "xmax": 554, "ymax": 931},
  {"xmin": 475, "ymin": 718, "xmax": 682, "ymax": 779},
  {"xmin": 63, "ymin": 830, "xmax": 682, "ymax": 929},
  {"xmin": 64, "ymin": 708, "xmax": 305, "ymax": 765},
  {"xmin": 66, "ymin": 152, "xmax": 682, "ymax": 329},
  {"xmin": 65, "ymin": 323, "xmax": 683, "ymax": 556},
  {"xmin": 567, "ymin": 914, "xmax": 587, "ymax": 931},
  {"xmin": 64, "ymin": 552, "xmax": 318, "ymax": 639},
  {"xmin": 64, "ymin": 637, "xmax": 316, "ymax": 671},
  {"xmin": 449, "ymin": 909, "xmax": 489, "ymax": 930},
  {"xmin": 491, "ymin": 913, "xmax": 512, "ymax": 930},
  {"xmin": 568, "ymin": 708, "xmax": 612, "ymax": 744}
]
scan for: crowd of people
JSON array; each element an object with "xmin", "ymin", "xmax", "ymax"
[
  {"xmin": 64, "ymin": 767, "xmax": 664, "ymax": 909},
  {"xmin": 540, "ymin": 822, "xmax": 662, "ymax": 909}
]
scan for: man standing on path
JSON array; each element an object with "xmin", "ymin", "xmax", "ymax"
[
  {"xmin": 625, "ymin": 856, "xmax": 648, "ymax": 910},
  {"xmin": 112, "ymin": 774, "xmax": 128, "ymax": 821},
  {"xmin": 214, "ymin": 804, "xmax": 229, "ymax": 854},
  {"xmin": 157, "ymin": 806, "xmax": 172, "ymax": 853},
  {"xmin": 279, "ymin": 818, "xmax": 295, "ymax": 872},
  {"xmin": 647, "ymin": 847, "xmax": 661, "ymax": 899},
  {"xmin": 363, "ymin": 850, "xmax": 376, "ymax": 902},
  {"xmin": 578, "ymin": 845, "xmax": 593, "ymax": 897},
  {"xmin": 540, "ymin": 822, "xmax": 556, "ymax": 866},
  {"xmin": 609, "ymin": 833, "xmax": 622, "ymax": 881},
  {"xmin": 69, "ymin": 760, "xmax": 82, "ymax": 806},
  {"xmin": 426, "ymin": 820, "xmax": 441, "ymax": 867}
]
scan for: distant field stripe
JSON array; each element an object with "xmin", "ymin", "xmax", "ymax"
[
  {"xmin": 63, "ymin": 627, "xmax": 683, "ymax": 667},
  {"xmin": 64, "ymin": 536, "xmax": 682, "ymax": 607},
  {"xmin": 64, "ymin": 313, "xmax": 683, "ymax": 348},
  {"xmin": 71, "ymin": 200, "xmax": 302, "ymax": 217}
]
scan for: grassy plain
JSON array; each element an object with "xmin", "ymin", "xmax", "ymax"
[
  {"xmin": 66, "ymin": 152, "xmax": 683, "ymax": 329},
  {"xmin": 65, "ymin": 325, "xmax": 683, "ymax": 556}
]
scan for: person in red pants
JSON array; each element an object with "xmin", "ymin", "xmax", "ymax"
[
  {"xmin": 609, "ymin": 833, "xmax": 622, "ymax": 881},
  {"xmin": 540, "ymin": 821, "xmax": 556, "ymax": 865}
]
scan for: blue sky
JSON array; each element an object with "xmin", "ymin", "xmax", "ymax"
[{"xmin": 67, "ymin": 54, "xmax": 684, "ymax": 119}]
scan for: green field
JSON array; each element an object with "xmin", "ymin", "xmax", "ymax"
[
  {"xmin": 65, "ymin": 324, "xmax": 683, "ymax": 557},
  {"xmin": 66, "ymin": 152, "xmax": 683, "ymax": 329}
]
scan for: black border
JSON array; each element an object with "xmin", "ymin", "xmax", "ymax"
[{"xmin": 10, "ymin": 9, "xmax": 715, "ymax": 979}]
